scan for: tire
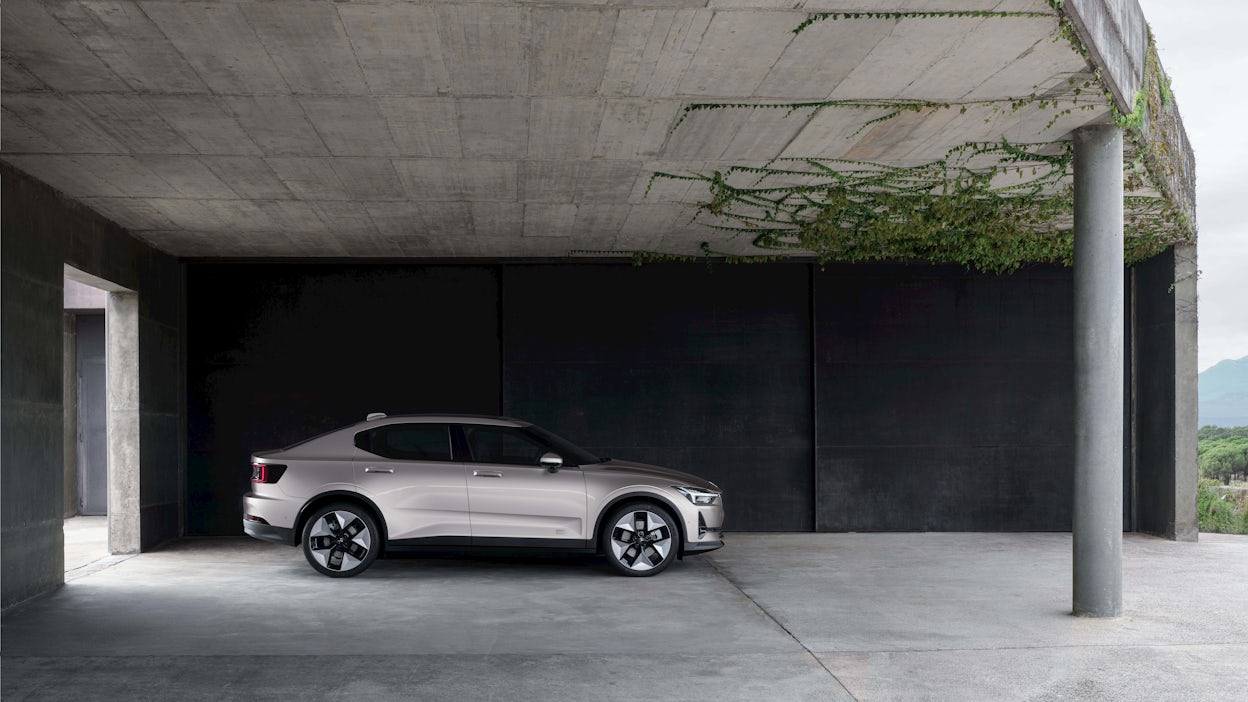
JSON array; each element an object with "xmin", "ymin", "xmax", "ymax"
[
  {"xmin": 301, "ymin": 503, "xmax": 380, "ymax": 578},
  {"xmin": 601, "ymin": 502, "xmax": 679, "ymax": 577}
]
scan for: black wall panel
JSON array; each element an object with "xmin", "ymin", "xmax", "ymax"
[
  {"xmin": 186, "ymin": 260, "xmax": 1113, "ymax": 535},
  {"xmin": 187, "ymin": 264, "xmax": 500, "ymax": 534},
  {"xmin": 501, "ymin": 264, "xmax": 813, "ymax": 531},
  {"xmin": 1132, "ymin": 249, "xmax": 1176, "ymax": 535},
  {"xmin": 814, "ymin": 265, "xmax": 1077, "ymax": 531}
]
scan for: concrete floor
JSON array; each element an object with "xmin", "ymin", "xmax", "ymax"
[
  {"xmin": 3, "ymin": 533, "xmax": 1246, "ymax": 701},
  {"xmin": 62, "ymin": 516, "xmax": 108, "ymax": 572}
]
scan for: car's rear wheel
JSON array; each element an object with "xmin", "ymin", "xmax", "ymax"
[
  {"xmin": 602, "ymin": 502, "xmax": 678, "ymax": 577},
  {"xmin": 301, "ymin": 503, "xmax": 379, "ymax": 578}
]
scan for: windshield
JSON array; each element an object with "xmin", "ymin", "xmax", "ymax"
[{"xmin": 524, "ymin": 424, "xmax": 602, "ymax": 466}]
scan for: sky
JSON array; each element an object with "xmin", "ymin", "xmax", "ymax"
[{"xmin": 1135, "ymin": 0, "xmax": 1247, "ymax": 371}]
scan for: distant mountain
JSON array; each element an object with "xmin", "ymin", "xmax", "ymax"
[{"xmin": 1199, "ymin": 355, "xmax": 1248, "ymax": 427}]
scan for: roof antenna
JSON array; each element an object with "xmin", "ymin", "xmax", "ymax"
[{"xmin": 366, "ymin": 412, "xmax": 387, "ymax": 421}]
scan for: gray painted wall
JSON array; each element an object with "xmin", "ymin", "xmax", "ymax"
[{"xmin": 1, "ymin": 163, "xmax": 186, "ymax": 609}]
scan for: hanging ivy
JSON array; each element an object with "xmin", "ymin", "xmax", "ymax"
[
  {"xmin": 643, "ymin": 140, "xmax": 1184, "ymax": 273},
  {"xmin": 573, "ymin": 1, "xmax": 1195, "ymax": 273}
]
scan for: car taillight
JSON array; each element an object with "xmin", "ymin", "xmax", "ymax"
[{"xmin": 251, "ymin": 462, "xmax": 287, "ymax": 484}]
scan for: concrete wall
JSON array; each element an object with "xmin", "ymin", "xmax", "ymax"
[
  {"xmin": 1, "ymin": 163, "xmax": 185, "ymax": 608},
  {"xmin": 1132, "ymin": 245, "xmax": 1198, "ymax": 540}
]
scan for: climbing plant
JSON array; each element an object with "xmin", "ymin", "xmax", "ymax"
[{"xmin": 581, "ymin": 1, "xmax": 1195, "ymax": 273}]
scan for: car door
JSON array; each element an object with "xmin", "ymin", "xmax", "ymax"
[
  {"xmin": 353, "ymin": 422, "xmax": 471, "ymax": 543},
  {"xmin": 457, "ymin": 424, "xmax": 588, "ymax": 544}
]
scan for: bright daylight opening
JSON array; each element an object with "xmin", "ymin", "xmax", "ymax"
[{"xmin": 62, "ymin": 266, "xmax": 141, "ymax": 576}]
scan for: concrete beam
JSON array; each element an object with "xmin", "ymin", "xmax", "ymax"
[{"xmin": 1062, "ymin": 0, "xmax": 1146, "ymax": 114}]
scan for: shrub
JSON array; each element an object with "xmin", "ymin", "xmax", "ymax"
[{"xmin": 1197, "ymin": 479, "xmax": 1248, "ymax": 535}]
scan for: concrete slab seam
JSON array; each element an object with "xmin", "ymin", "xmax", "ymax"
[
  {"xmin": 704, "ymin": 554, "xmax": 860, "ymax": 701},
  {"xmin": 64, "ymin": 554, "xmax": 136, "ymax": 583}
]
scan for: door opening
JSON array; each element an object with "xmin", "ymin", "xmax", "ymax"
[
  {"xmin": 63, "ymin": 276, "xmax": 108, "ymax": 571},
  {"xmin": 62, "ymin": 267, "xmax": 141, "ymax": 571}
]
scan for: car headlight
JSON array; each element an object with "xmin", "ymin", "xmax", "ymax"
[{"xmin": 674, "ymin": 486, "xmax": 720, "ymax": 506}]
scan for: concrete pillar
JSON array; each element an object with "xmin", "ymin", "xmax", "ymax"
[
  {"xmin": 107, "ymin": 291, "xmax": 141, "ymax": 554},
  {"xmin": 1171, "ymin": 243, "xmax": 1199, "ymax": 541},
  {"xmin": 1072, "ymin": 124, "xmax": 1124, "ymax": 618}
]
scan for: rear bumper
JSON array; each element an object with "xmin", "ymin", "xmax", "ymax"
[{"xmin": 243, "ymin": 520, "xmax": 296, "ymax": 546}]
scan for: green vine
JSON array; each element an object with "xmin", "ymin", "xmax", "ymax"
[
  {"xmin": 669, "ymin": 92, "xmax": 1101, "ymax": 140},
  {"xmin": 581, "ymin": 1, "xmax": 1194, "ymax": 272},
  {"xmin": 794, "ymin": 9, "xmax": 1052, "ymax": 36},
  {"xmin": 646, "ymin": 140, "xmax": 1184, "ymax": 273}
]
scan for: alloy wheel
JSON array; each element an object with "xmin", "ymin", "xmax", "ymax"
[
  {"xmin": 307, "ymin": 509, "xmax": 372, "ymax": 573},
  {"xmin": 609, "ymin": 509, "xmax": 672, "ymax": 572}
]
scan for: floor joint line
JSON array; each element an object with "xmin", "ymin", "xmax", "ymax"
[{"xmin": 705, "ymin": 556, "xmax": 860, "ymax": 702}]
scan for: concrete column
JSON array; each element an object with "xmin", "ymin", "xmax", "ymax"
[
  {"xmin": 1072, "ymin": 124, "xmax": 1124, "ymax": 618},
  {"xmin": 1172, "ymin": 243, "xmax": 1199, "ymax": 541},
  {"xmin": 107, "ymin": 291, "xmax": 141, "ymax": 554}
]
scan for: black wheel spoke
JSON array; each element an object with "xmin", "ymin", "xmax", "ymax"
[
  {"xmin": 326, "ymin": 546, "xmax": 346, "ymax": 571},
  {"xmin": 621, "ymin": 545, "xmax": 641, "ymax": 566},
  {"xmin": 343, "ymin": 518, "xmax": 365, "ymax": 539},
  {"xmin": 343, "ymin": 541, "xmax": 368, "ymax": 560},
  {"xmin": 325, "ymin": 514, "xmax": 343, "ymax": 537},
  {"xmin": 612, "ymin": 527, "xmax": 634, "ymax": 544},
  {"xmin": 633, "ymin": 512, "xmax": 647, "ymax": 532},
  {"xmin": 642, "ymin": 545, "xmax": 661, "ymax": 566},
  {"xmin": 309, "ymin": 535, "xmax": 335, "ymax": 551},
  {"xmin": 648, "ymin": 526, "xmax": 670, "ymax": 542}
]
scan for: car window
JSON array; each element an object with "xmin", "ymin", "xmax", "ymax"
[
  {"xmin": 462, "ymin": 425, "xmax": 548, "ymax": 466},
  {"xmin": 355, "ymin": 423, "xmax": 452, "ymax": 462}
]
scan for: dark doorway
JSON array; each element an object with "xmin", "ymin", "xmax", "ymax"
[{"xmin": 76, "ymin": 314, "xmax": 107, "ymax": 516}]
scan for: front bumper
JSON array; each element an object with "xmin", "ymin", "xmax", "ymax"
[
  {"xmin": 683, "ymin": 538, "xmax": 724, "ymax": 554},
  {"xmin": 243, "ymin": 519, "xmax": 296, "ymax": 546}
]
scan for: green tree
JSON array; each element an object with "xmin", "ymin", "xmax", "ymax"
[{"xmin": 1198, "ymin": 435, "xmax": 1248, "ymax": 485}]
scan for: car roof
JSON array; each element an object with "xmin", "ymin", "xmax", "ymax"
[{"xmin": 351, "ymin": 413, "xmax": 530, "ymax": 430}]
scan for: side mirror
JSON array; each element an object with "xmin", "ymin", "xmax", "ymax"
[{"xmin": 539, "ymin": 452, "xmax": 563, "ymax": 473}]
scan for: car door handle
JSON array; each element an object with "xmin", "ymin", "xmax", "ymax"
[
  {"xmin": 473, "ymin": 470, "xmax": 503, "ymax": 478},
  {"xmin": 363, "ymin": 467, "xmax": 393, "ymax": 474}
]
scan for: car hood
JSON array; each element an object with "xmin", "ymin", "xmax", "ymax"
[{"xmin": 589, "ymin": 459, "xmax": 720, "ymax": 491}]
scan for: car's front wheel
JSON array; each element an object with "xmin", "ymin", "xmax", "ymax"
[
  {"xmin": 301, "ymin": 503, "xmax": 379, "ymax": 578},
  {"xmin": 601, "ymin": 502, "xmax": 679, "ymax": 576}
]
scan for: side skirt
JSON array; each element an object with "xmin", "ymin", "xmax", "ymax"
[{"xmin": 385, "ymin": 536, "xmax": 596, "ymax": 556}]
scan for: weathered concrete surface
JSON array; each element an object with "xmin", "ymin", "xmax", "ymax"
[
  {"xmin": 0, "ymin": 0, "xmax": 1180, "ymax": 258},
  {"xmin": 1063, "ymin": 0, "xmax": 1147, "ymax": 113},
  {"xmin": 106, "ymin": 291, "xmax": 141, "ymax": 554},
  {"xmin": 1, "ymin": 164, "xmax": 185, "ymax": 609},
  {"xmin": 1062, "ymin": 0, "xmax": 1197, "ymax": 231},
  {"xmin": 2, "ymin": 533, "xmax": 1244, "ymax": 700}
]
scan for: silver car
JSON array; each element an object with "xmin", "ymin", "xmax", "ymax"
[{"xmin": 243, "ymin": 414, "xmax": 725, "ymax": 577}]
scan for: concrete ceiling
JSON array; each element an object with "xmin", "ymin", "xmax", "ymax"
[{"xmin": 1, "ymin": 0, "xmax": 1122, "ymax": 258}]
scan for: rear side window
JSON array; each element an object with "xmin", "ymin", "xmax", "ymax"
[{"xmin": 355, "ymin": 423, "xmax": 452, "ymax": 462}]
